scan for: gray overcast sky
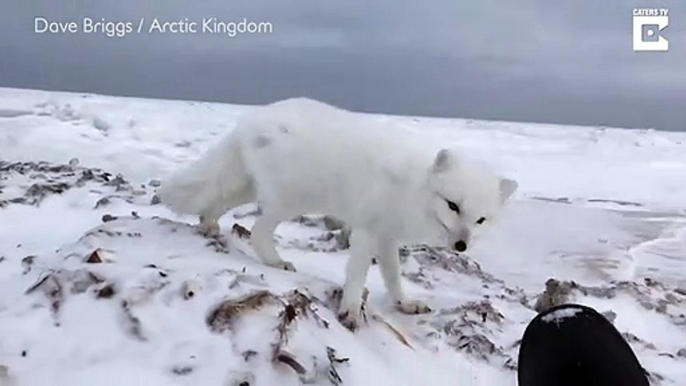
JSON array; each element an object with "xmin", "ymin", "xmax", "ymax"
[{"xmin": 1, "ymin": 1, "xmax": 685, "ymax": 131}]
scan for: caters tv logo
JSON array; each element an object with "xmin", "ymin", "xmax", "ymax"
[{"xmin": 633, "ymin": 8, "xmax": 669, "ymax": 52}]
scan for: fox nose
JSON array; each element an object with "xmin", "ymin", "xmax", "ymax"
[{"xmin": 454, "ymin": 240, "xmax": 467, "ymax": 252}]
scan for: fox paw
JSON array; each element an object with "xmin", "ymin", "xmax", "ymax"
[
  {"xmin": 337, "ymin": 307, "xmax": 365, "ymax": 332},
  {"xmin": 396, "ymin": 299, "xmax": 432, "ymax": 315},
  {"xmin": 266, "ymin": 261, "xmax": 297, "ymax": 272},
  {"xmin": 197, "ymin": 220, "xmax": 221, "ymax": 237}
]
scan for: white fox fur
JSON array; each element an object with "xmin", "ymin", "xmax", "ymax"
[{"xmin": 158, "ymin": 98, "xmax": 517, "ymax": 329}]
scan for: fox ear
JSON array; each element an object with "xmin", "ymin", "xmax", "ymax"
[
  {"xmin": 432, "ymin": 149, "xmax": 453, "ymax": 173},
  {"xmin": 499, "ymin": 178, "xmax": 518, "ymax": 202}
]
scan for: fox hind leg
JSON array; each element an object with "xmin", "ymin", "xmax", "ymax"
[
  {"xmin": 198, "ymin": 182, "xmax": 255, "ymax": 236},
  {"xmin": 251, "ymin": 211, "xmax": 295, "ymax": 271}
]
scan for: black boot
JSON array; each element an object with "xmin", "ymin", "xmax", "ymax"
[{"xmin": 518, "ymin": 303, "xmax": 649, "ymax": 386}]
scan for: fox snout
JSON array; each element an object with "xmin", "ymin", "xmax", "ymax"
[
  {"xmin": 450, "ymin": 227, "xmax": 471, "ymax": 252},
  {"xmin": 453, "ymin": 240, "xmax": 467, "ymax": 252}
]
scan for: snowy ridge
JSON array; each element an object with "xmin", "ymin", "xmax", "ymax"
[
  {"xmin": 1, "ymin": 88, "xmax": 686, "ymax": 385},
  {"xmin": 0, "ymin": 160, "xmax": 524, "ymax": 385}
]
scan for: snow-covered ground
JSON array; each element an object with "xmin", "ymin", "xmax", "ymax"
[{"xmin": 0, "ymin": 87, "xmax": 685, "ymax": 385}]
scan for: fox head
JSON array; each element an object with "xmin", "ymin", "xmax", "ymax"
[{"xmin": 426, "ymin": 148, "xmax": 517, "ymax": 252}]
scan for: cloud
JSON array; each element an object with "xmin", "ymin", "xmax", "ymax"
[{"xmin": 0, "ymin": 0, "xmax": 684, "ymax": 131}]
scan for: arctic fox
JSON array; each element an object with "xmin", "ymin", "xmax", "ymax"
[{"xmin": 158, "ymin": 98, "xmax": 517, "ymax": 329}]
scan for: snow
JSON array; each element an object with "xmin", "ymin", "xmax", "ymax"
[
  {"xmin": 540, "ymin": 307, "xmax": 582, "ymax": 323},
  {"xmin": 1, "ymin": 87, "xmax": 686, "ymax": 385}
]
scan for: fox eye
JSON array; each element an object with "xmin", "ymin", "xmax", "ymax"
[
  {"xmin": 446, "ymin": 200, "xmax": 460, "ymax": 214},
  {"xmin": 476, "ymin": 217, "xmax": 486, "ymax": 225}
]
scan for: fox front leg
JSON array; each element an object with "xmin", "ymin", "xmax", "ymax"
[
  {"xmin": 338, "ymin": 229, "xmax": 373, "ymax": 331},
  {"xmin": 376, "ymin": 239, "xmax": 431, "ymax": 315}
]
